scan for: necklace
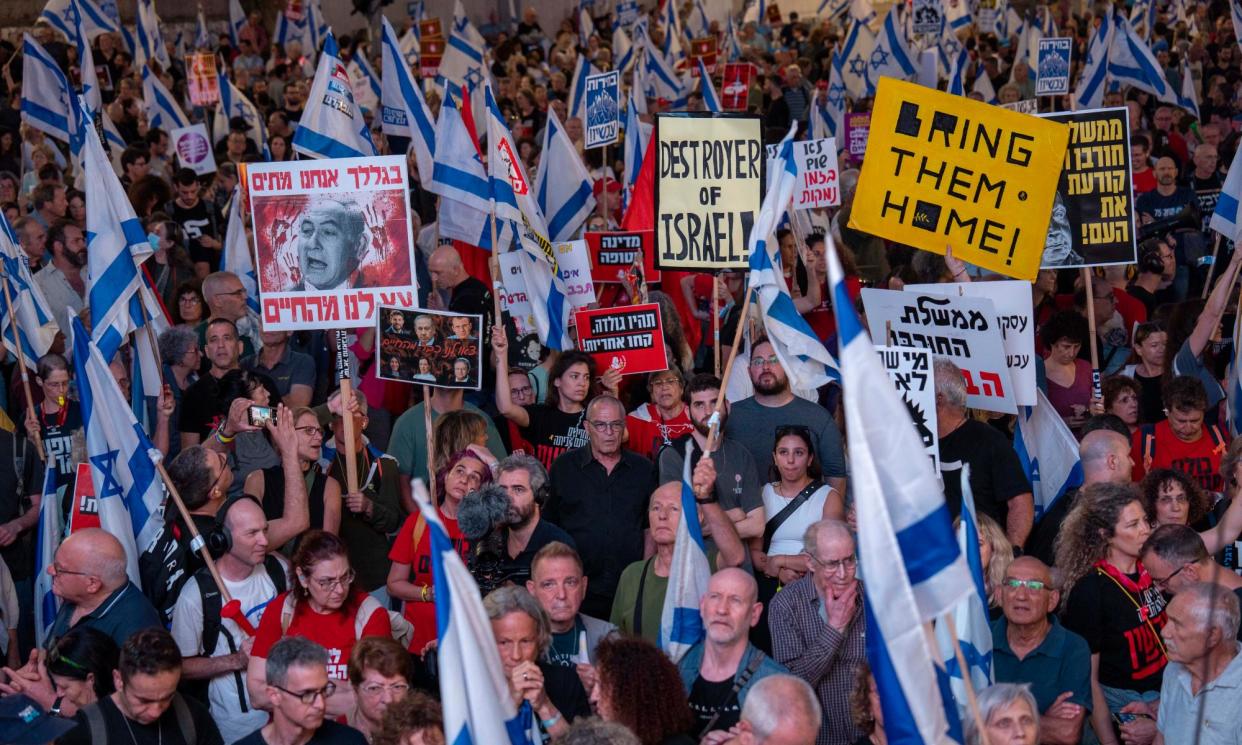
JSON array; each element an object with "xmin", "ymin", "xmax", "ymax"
[{"xmin": 120, "ymin": 707, "xmax": 161, "ymax": 745}]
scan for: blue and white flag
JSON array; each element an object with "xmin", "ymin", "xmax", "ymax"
[
  {"xmin": 866, "ymin": 6, "xmax": 917, "ymax": 93},
  {"xmin": 623, "ymin": 93, "xmax": 650, "ymax": 211},
  {"xmin": 1073, "ymin": 9, "xmax": 1112, "ymax": 109},
  {"xmin": 1129, "ymin": 0, "xmax": 1156, "ymax": 40},
  {"xmin": 348, "ymin": 47, "xmax": 382, "ymax": 113},
  {"xmin": 221, "ymin": 186, "xmax": 260, "ymax": 316},
  {"xmin": 819, "ymin": 0, "xmax": 849, "ymax": 19},
  {"xmin": 748, "ymin": 127, "xmax": 840, "ymax": 390},
  {"xmin": 850, "ymin": 0, "xmax": 878, "ymax": 25},
  {"xmin": 641, "ymin": 32, "xmax": 687, "ymax": 106},
  {"xmin": 1210, "ymin": 146, "xmax": 1242, "ymax": 240},
  {"xmin": 32, "ymin": 459, "xmax": 61, "ymax": 647},
  {"xmin": 194, "ymin": 8, "xmax": 212, "ymax": 49},
  {"xmin": 1233, "ymin": 0, "xmax": 1242, "ymax": 57},
  {"xmin": 934, "ymin": 466, "xmax": 994, "ymax": 717},
  {"xmin": 613, "ymin": 25, "xmax": 635, "ymax": 73},
  {"xmin": 579, "ymin": 6, "xmax": 595, "ymax": 48},
  {"xmin": 437, "ymin": 0, "xmax": 487, "ymax": 115},
  {"xmin": 1228, "ymin": 306, "xmax": 1242, "ymax": 438},
  {"xmin": 811, "ymin": 53, "xmax": 845, "ymax": 140},
  {"xmin": 840, "ymin": 20, "xmax": 877, "ymax": 100},
  {"xmin": 947, "ymin": 47, "xmax": 970, "ymax": 96},
  {"xmin": 73, "ymin": 318, "xmax": 165, "ymax": 585},
  {"xmin": 228, "ymin": 0, "xmax": 246, "ymax": 46},
  {"xmin": 428, "ymin": 91, "xmax": 491, "ymax": 217},
  {"xmin": 68, "ymin": 0, "xmax": 102, "ymax": 115},
  {"xmin": 725, "ymin": 15, "xmax": 743, "ymax": 61},
  {"xmin": 142, "ymin": 64, "xmax": 190, "ymax": 131},
  {"xmin": 1014, "ymin": 389, "xmax": 1084, "ymax": 520},
  {"xmin": 0, "ymin": 215, "xmax": 58, "ymax": 365},
  {"xmin": 698, "ymin": 58, "xmax": 721, "ymax": 113},
  {"xmin": 1176, "ymin": 61, "xmax": 1199, "ymax": 119},
  {"xmin": 686, "ymin": 0, "xmax": 712, "ymax": 39},
  {"xmin": 413, "ymin": 481, "xmax": 530, "ymax": 744},
  {"xmin": 41, "ymin": 0, "xmax": 117, "ymax": 41},
  {"xmin": 1107, "ymin": 13, "xmax": 1176, "ymax": 104},
  {"xmin": 135, "ymin": 0, "xmax": 171, "ymax": 70},
  {"xmin": 828, "ymin": 229, "xmax": 969, "ymax": 744},
  {"xmin": 381, "ymin": 17, "xmax": 437, "ymax": 183},
  {"xmin": 215, "ymin": 72, "xmax": 270, "ymax": 161},
  {"xmin": 292, "ymin": 32, "xmax": 377, "ymax": 159},
  {"xmin": 659, "ymin": 0, "xmax": 686, "ymax": 66},
  {"xmin": 20, "ymin": 34, "xmax": 75, "ymax": 144},
  {"xmin": 568, "ymin": 55, "xmax": 601, "ymax": 123},
  {"xmin": 535, "ymin": 108, "xmax": 596, "ymax": 242},
  {"xmin": 944, "ymin": 0, "xmax": 972, "ymax": 32},
  {"xmin": 661, "ymin": 441, "xmax": 711, "ymax": 663}
]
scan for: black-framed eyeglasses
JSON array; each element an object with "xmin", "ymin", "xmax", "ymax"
[
  {"xmin": 273, "ymin": 681, "xmax": 336, "ymax": 705},
  {"xmin": 588, "ymin": 420, "xmax": 624, "ymax": 432},
  {"xmin": 806, "ymin": 553, "xmax": 857, "ymax": 575},
  {"xmin": 1151, "ymin": 563, "xmax": 1190, "ymax": 589}
]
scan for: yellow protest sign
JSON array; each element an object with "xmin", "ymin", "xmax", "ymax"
[{"xmin": 849, "ymin": 78, "xmax": 1069, "ymax": 281}]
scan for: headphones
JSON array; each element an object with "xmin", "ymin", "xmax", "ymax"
[
  {"xmin": 1139, "ymin": 240, "xmax": 1166, "ymax": 275},
  {"xmin": 205, "ymin": 494, "xmax": 265, "ymax": 559}
]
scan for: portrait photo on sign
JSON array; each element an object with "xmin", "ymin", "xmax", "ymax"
[{"xmin": 376, "ymin": 306, "xmax": 483, "ymax": 390}]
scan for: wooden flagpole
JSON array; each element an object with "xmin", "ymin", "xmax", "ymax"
[
  {"xmin": 334, "ymin": 330, "xmax": 360, "ymax": 496},
  {"xmin": 712, "ymin": 272, "xmax": 721, "ymax": 378},
  {"xmin": 706, "ymin": 282, "xmax": 753, "ymax": 454},
  {"xmin": 423, "ymin": 384, "xmax": 437, "ymax": 503},
  {"xmin": 0, "ymin": 271, "xmax": 45, "ymax": 460}
]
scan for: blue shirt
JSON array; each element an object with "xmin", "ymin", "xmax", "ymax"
[
  {"xmin": 47, "ymin": 581, "xmax": 161, "ymax": 649},
  {"xmin": 991, "ymin": 615, "xmax": 1092, "ymax": 714}
]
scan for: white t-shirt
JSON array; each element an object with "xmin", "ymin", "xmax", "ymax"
[
  {"xmin": 761, "ymin": 482, "xmax": 834, "ymax": 557},
  {"xmin": 170, "ymin": 556, "xmax": 290, "ymax": 744}
]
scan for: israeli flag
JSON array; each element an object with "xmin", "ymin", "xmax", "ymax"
[
  {"xmin": 698, "ymin": 58, "xmax": 721, "ymax": 113},
  {"xmin": 631, "ymin": 61, "xmax": 648, "ymax": 115},
  {"xmin": 413, "ymin": 481, "xmax": 530, "ymax": 744},
  {"xmin": 399, "ymin": 25, "xmax": 420, "ymax": 68},
  {"xmin": 973, "ymin": 67, "xmax": 998, "ymax": 103},
  {"xmin": 850, "ymin": 0, "xmax": 877, "ymax": 24},
  {"xmin": 292, "ymin": 32, "xmax": 378, "ymax": 160},
  {"xmin": 428, "ymin": 91, "xmax": 491, "ymax": 217},
  {"xmin": 641, "ymin": 34, "xmax": 687, "ymax": 106},
  {"xmin": 72, "ymin": 318, "xmax": 165, "ymax": 584},
  {"xmin": 660, "ymin": 441, "xmax": 711, "ymax": 663},
  {"xmin": 1233, "ymin": 0, "xmax": 1242, "ymax": 56},
  {"xmin": 1228, "ymin": 306, "xmax": 1242, "ymax": 438},
  {"xmin": 1010, "ymin": 19, "xmax": 1040, "ymax": 83},
  {"xmin": 747, "ymin": 127, "xmax": 840, "ymax": 390},
  {"xmin": 221, "ymin": 186, "xmax": 260, "ymax": 316},
  {"xmin": 840, "ymin": 20, "xmax": 877, "ymax": 100},
  {"xmin": 0, "ymin": 214, "xmax": 58, "ymax": 365},
  {"xmin": 215, "ymin": 72, "xmax": 270, "ymax": 161},
  {"xmin": 1107, "ymin": 13, "xmax": 1177, "ymax": 104},
  {"xmin": 866, "ymin": 6, "xmax": 917, "ymax": 93},
  {"xmin": 33, "ymin": 460, "xmax": 61, "ymax": 647},
  {"xmin": 306, "ymin": 0, "xmax": 329, "ymax": 53},
  {"xmin": 659, "ymin": 0, "xmax": 686, "ymax": 66},
  {"xmin": 623, "ymin": 93, "xmax": 650, "ymax": 211},
  {"xmin": 819, "ymin": 0, "xmax": 849, "ymax": 19},
  {"xmin": 437, "ymin": 0, "xmax": 487, "ymax": 116},
  {"xmin": 1073, "ymin": 9, "xmax": 1112, "ymax": 109},
  {"xmin": 568, "ymin": 55, "xmax": 600, "ymax": 123},
  {"xmin": 535, "ymin": 108, "xmax": 596, "ymax": 241},
  {"xmin": 686, "ymin": 0, "xmax": 711, "ymax": 39},
  {"xmin": 228, "ymin": 0, "xmax": 245, "ymax": 46},
  {"xmin": 725, "ymin": 15, "xmax": 743, "ymax": 62},
  {"xmin": 135, "ymin": 0, "xmax": 170, "ymax": 70},
  {"xmin": 944, "ymin": 0, "xmax": 972, "ymax": 32},
  {"xmin": 381, "ymin": 17, "xmax": 436, "ymax": 183},
  {"xmin": 812, "ymin": 53, "xmax": 845, "ymax": 140},
  {"xmin": 194, "ymin": 8, "xmax": 211, "ymax": 49},
  {"xmin": 614, "ymin": 25, "xmax": 635, "ymax": 73},
  {"xmin": 1176, "ymin": 60, "xmax": 1200, "ymax": 119},
  {"xmin": 142, "ymin": 64, "xmax": 190, "ymax": 131},
  {"xmin": 1014, "ymin": 389, "xmax": 1085, "ymax": 519},
  {"xmin": 41, "ymin": 0, "xmax": 117, "ymax": 41},
  {"xmin": 827, "ymin": 228, "xmax": 970, "ymax": 744},
  {"xmin": 1130, "ymin": 0, "xmax": 1156, "ymax": 40},
  {"xmin": 68, "ymin": 0, "xmax": 102, "ymax": 115},
  {"xmin": 20, "ymin": 34, "xmax": 75, "ymax": 144},
  {"xmin": 947, "ymin": 47, "xmax": 971, "ymax": 96},
  {"xmin": 579, "ymin": 6, "xmax": 595, "ymax": 47},
  {"xmin": 934, "ymin": 466, "xmax": 995, "ymax": 717}
]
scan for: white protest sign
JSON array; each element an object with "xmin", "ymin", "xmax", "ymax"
[
  {"xmin": 554, "ymin": 240, "xmax": 597, "ymax": 307},
  {"xmin": 498, "ymin": 251, "xmax": 536, "ymax": 336},
  {"xmin": 907, "ymin": 280, "xmax": 1036, "ymax": 406},
  {"xmin": 171, "ymin": 124, "xmax": 217, "ymax": 175},
  {"xmin": 793, "ymin": 138, "xmax": 840, "ymax": 210},
  {"xmin": 861, "ymin": 287, "xmax": 1016, "ymax": 414},
  {"xmin": 876, "ymin": 345, "xmax": 939, "ymax": 470}
]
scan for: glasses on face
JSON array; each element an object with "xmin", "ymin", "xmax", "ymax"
[
  {"xmin": 309, "ymin": 569, "xmax": 354, "ymax": 591},
  {"xmin": 1157, "ymin": 492, "xmax": 1189, "ymax": 506},
  {"xmin": 749, "ymin": 355, "xmax": 780, "ymax": 369},
  {"xmin": 274, "ymin": 682, "xmax": 336, "ymax": 705},
  {"xmin": 296, "ymin": 425, "xmax": 324, "ymax": 438},
  {"xmin": 51, "ymin": 563, "xmax": 93, "ymax": 578},
  {"xmin": 807, "ymin": 553, "xmax": 857, "ymax": 575},
  {"xmin": 179, "ymin": 296, "xmax": 201, "ymax": 305},
  {"xmin": 589, "ymin": 420, "xmax": 624, "ymax": 433},
  {"xmin": 1001, "ymin": 578, "xmax": 1049, "ymax": 592},
  {"xmin": 1151, "ymin": 563, "xmax": 1189, "ymax": 589},
  {"xmin": 650, "ymin": 378, "xmax": 680, "ymax": 389},
  {"xmin": 359, "ymin": 682, "xmax": 410, "ymax": 697}
]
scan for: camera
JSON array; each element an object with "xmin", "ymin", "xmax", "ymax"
[
  {"xmin": 457, "ymin": 484, "xmax": 520, "ymax": 596},
  {"xmin": 248, "ymin": 405, "xmax": 274, "ymax": 427}
]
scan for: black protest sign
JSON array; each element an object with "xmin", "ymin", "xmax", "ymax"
[{"xmin": 376, "ymin": 306, "xmax": 484, "ymax": 390}]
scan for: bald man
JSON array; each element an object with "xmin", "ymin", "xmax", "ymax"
[
  {"xmin": 679, "ymin": 568, "xmax": 789, "ymax": 739},
  {"xmin": 427, "ymin": 245, "xmax": 493, "ymax": 322},
  {"xmin": 45, "ymin": 529, "xmax": 161, "ymax": 648},
  {"xmin": 724, "ymin": 674, "xmax": 823, "ymax": 745}
]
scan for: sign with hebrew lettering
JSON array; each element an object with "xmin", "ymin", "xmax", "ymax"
[
  {"xmin": 861, "ymin": 287, "xmax": 1016, "ymax": 414},
  {"xmin": 1036, "ymin": 38, "xmax": 1072, "ymax": 96},
  {"xmin": 585, "ymin": 70, "xmax": 620, "ymax": 148},
  {"xmin": 906, "ymin": 280, "xmax": 1036, "ymax": 406},
  {"xmin": 497, "ymin": 251, "xmax": 536, "ymax": 337},
  {"xmin": 376, "ymin": 307, "xmax": 483, "ymax": 390},
  {"xmin": 1037, "ymin": 108, "xmax": 1136, "ymax": 268},
  {"xmin": 245, "ymin": 155, "xmax": 419, "ymax": 331},
  {"xmin": 554, "ymin": 240, "xmax": 597, "ymax": 307},
  {"xmin": 794, "ymin": 138, "xmax": 840, "ymax": 209},
  {"xmin": 912, "ymin": 0, "xmax": 943, "ymax": 35},
  {"xmin": 849, "ymin": 78, "xmax": 1069, "ymax": 282},
  {"xmin": 875, "ymin": 346, "xmax": 939, "ymax": 469},
  {"xmin": 655, "ymin": 113, "xmax": 764, "ymax": 271},
  {"xmin": 574, "ymin": 303, "xmax": 669, "ymax": 376},
  {"xmin": 584, "ymin": 230, "xmax": 661, "ymax": 283}
]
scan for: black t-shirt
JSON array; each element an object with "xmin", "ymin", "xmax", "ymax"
[
  {"xmin": 1135, "ymin": 186, "xmax": 1196, "ymax": 221},
  {"xmin": 449, "ymin": 276, "xmax": 493, "ymax": 320},
  {"xmin": 168, "ymin": 198, "xmax": 221, "ymax": 269},
  {"xmin": 0, "ymin": 432, "xmax": 42, "ymax": 580},
  {"xmin": 39, "ymin": 400, "xmax": 83, "ymax": 495},
  {"xmin": 58, "ymin": 694, "xmax": 223, "ymax": 745},
  {"xmin": 521, "ymin": 405, "xmax": 589, "ymax": 470},
  {"xmin": 503, "ymin": 518, "xmax": 577, "ymax": 586},
  {"xmin": 234, "ymin": 720, "xmax": 367, "ymax": 745},
  {"xmin": 547, "ymin": 616, "xmax": 587, "ymax": 668},
  {"xmin": 541, "ymin": 660, "xmax": 592, "ymax": 724},
  {"xmin": 938, "ymin": 419, "xmax": 1032, "ymax": 528},
  {"xmin": 1134, "ymin": 370, "xmax": 1165, "ymax": 424},
  {"xmin": 1188, "ymin": 172, "xmax": 1223, "ymax": 229},
  {"xmin": 688, "ymin": 674, "xmax": 742, "ymax": 733},
  {"xmin": 180, "ymin": 374, "xmax": 226, "ymax": 441},
  {"xmin": 1061, "ymin": 569, "xmax": 1167, "ymax": 693}
]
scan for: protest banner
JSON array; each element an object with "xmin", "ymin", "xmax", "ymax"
[
  {"xmin": 285, "ymin": 0, "xmax": 305, "ymax": 22},
  {"xmin": 585, "ymin": 230, "xmax": 662, "ymax": 284},
  {"xmin": 1001, "ymin": 99, "xmax": 1039, "ymax": 114},
  {"xmin": 849, "ymin": 78, "xmax": 1070, "ymax": 281},
  {"xmin": 497, "ymin": 251, "xmax": 536, "ymax": 338},
  {"xmin": 1036, "ymin": 38, "xmax": 1072, "ymax": 96},
  {"xmin": 766, "ymin": 3, "xmax": 782, "ymax": 23},
  {"xmin": 977, "ymin": 0, "xmax": 999, "ymax": 32},
  {"xmin": 187, "ymin": 52, "xmax": 220, "ymax": 106},
  {"xmin": 793, "ymin": 138, "xmax": 840, "ymax": 210},
  {"xmin": 419, "ymin": 24, "xmax": 444, "ymax": 79},
  {"xmin": 574, "ymin": 303, "xmax": 669, "ymax": 376},
  {"xmin": 655, "ymin": 113, "xmax": 764, "ymax": 271},
  {"xmin": 376, "ymin": 306, "xmax": 483, "ymax": 390},
  {"xmin": 912, "ymin": 0, "xmax": 943, "ymax": 35},
  {"xmin": 721, "ymin": 63, "xmax": 756, "ymax": 111},
  {"xmin": 68, "ymin": 462, "xmax": 100, "ymax": 534},
  {"xmin": 585, "ymin": 70, "xmax": 620, "ymax": 148},
  {"xmin": 846, "ymin": 112, "xmax": 870, "ymax": 158},
  {"xmin": 554, "ymin": 240, "xmax": 598, "ymax": 307},
  {"xmin": 246, "ymin": 155, "xmax": 419, "ymax": 331},
  {"xmin": 689, "ymin": 37, "xmax": 718, "ymax": 74},
  {"xmin": 907, "ymin": 280, "xmax": 1036, "ymax": 406},
  {"xmin": 861, "ymin": 287, "xmax": 1016, "ymax": 414},
  {"xmin": 171, "ymin": 124, "xmax": 217, "ymax": 176},
  {"xmin": 1037, "ymin": 107, "xmax": 1136, "ymax": 268},
  {"xmin": 875, "ymin": 346, "xmax": 939, "ymax": 469}
]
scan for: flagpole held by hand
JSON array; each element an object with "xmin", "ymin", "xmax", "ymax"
[
  {"xmin": 0, "ymin": 270, "xmax": 45, "ymax": 460},
  {"xmin": 707, "ymin": 281, "xmax": 753, "ymax": 454},
  {"xmin": 334, "ymin": 330, "xmax": 360, "ymax": 496},
  {"xmin": 1081, "ymin": 268, "xmax": 1102, "ymax": 401}
]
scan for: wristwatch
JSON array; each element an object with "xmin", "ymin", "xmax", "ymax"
[{"xmin": 50, "ymin": 696, "xmax": 63, "ymax": 717}]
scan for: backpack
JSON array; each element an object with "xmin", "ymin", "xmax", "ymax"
[
  {"xmin": 138, "ymin": 513, "xmax": 213, "ymax": 626},
  {"xmin": 278, "ymin": 590, "xmax": 415, "ymax": 650},
  {"xmin": 84, "ymin": 693, "xmax": 196, "ymax": 745},
  {"xmin": 1140, "ymin": 422, "xmax": 1227, "ymax": 472}
]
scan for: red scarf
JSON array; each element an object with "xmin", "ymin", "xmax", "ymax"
[{"xmin": 1094, "ymin": 559, "xmax": 1155, "ymax": 616}]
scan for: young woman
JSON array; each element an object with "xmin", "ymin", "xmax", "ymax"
[
  {"xmin": 46, "ymin": 628, "xmax": 119, "ymax": 719},
  {"xmin": 1120, "ymin": 322, "xmax": 1167, "ymax": 424},
  {"xmin": 1041, "ymin": 311, "xmax": 1097, "ymax": 432}
]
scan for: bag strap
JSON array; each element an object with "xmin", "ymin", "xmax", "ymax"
[
  {"xmin": 280, "ymin": 593, "xmax": 295, "ymax": 635},
  {"xmin": 411, "ymin": 513, "xmax": 428, "ymax": 556},
  {"xmin": 264, "ymin": 555, "xmax": 288, "ymax": 594},
  {"xmin": 172, "ymin": 693, "xmax": 196, "ymax": 745},
  {"xmin": 194, "ymin": 571, "xmax": 223, "ymax": 661},
  {"xmin": 762, "ymin": 482, "xmax": 823, "ymax": 553},
  {"xmin": 697, "ymin": 649, "xmax": 767, "ymax": 738},
  {"xmin": 632, "ymin": 557, "xmax": 655, "ymax": 638},
  {"xmin": 85, "ymin": 702, "xmax": 107, "ymax": 745},
  {"xmin": 355, "ymin": 594, "xmax": 382, "ymax": 639}
]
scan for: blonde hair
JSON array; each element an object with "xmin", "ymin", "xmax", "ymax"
[
  {"xmin": 977, "ymin": 514, "xmax": 1013, "ymax": 608},
  {"xmin": 433, "ymin": 410, "xmax": 488, "ymax": 473}
]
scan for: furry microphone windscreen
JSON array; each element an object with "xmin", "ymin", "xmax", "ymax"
[{"xmin": 457, "ymin": 484, "xmax": 513, "ymax": 541}]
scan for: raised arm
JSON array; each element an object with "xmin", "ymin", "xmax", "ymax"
[
  {"xmin": 491, "ymin": 325, "xmax": 530, "ymax": 427},
  {"xmin": 263, "ymin": 405, "xmax": 310, "ymax": 548},
  {"xmin": 1188, "ymin": 241, "xmax": 1242, "ymax": 358}
]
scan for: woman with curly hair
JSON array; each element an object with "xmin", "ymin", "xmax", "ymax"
[
  {"xmin": 1055, "ymin": 482, "xmax": 1165, "ymax": 745},
  {"xmin": 590, "ymin": 636, "xmax": 695, "ymax": 745},
  {"xmin": 1141, "ymin": 450, "xmax": 1242, "ymax": 561},
  {"xmin": 1101, "ymin": 375, "xmax": 1141, "ymax": 434}
]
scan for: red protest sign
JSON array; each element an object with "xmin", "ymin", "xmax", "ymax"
[
  {"xmin": 68, "ymin": 463, "xmax": 100, "ymax": 533},
  {"xmin": 575, "ymin": 303, "xmax": 668, "ymax": 376},
  {"xmin": 420, "ymin": 36, "xmax": 445, "ymax": 79},
  {"xmin": 689, "ymin": 37, "xmax": 718, "ymax": 74},
  {"xmin": 187, "ymin": 53, "xmax": 220, "ymax": 106},
  {"xmin": 584, "ymin": 230, "xmax": 661, "ymax": 284},
  {"xmin": 721, "ymin": 63, "xmax": 756, "ymax": 111}
]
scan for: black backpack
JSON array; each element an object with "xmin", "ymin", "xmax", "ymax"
[{"xmin": 138, "ymin": 513, "xmax": 215, "ymax": 626}]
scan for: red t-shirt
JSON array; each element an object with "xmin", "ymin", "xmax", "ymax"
[
  {"xmin": 1131, "ymin": 420, "xmax": 1229, "ymax": 492},
  {"xmin": 388, "ymin": 510, "xmax": 470, "ymax": 652},
  {"xmin": 805, "ymin": 274, "xmax": 861, "ymax": 343},
  {"xmin": 625, "ymin": 403, "xmax": 694, "ymax": 460},
  {"xmin": 1133, "ymin": 167, "xmax": 1157, "ymax": 195},
  {"xmin": 251, "ymin": 590, "xmax": 391, "ymax": 680}
]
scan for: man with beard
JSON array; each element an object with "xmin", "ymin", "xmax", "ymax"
[
  {"xmin": 723, "ymin": 339, "xmax": 847, "ymax": 496},
  {"xmin": 35, "ymin": 219, "xmax": 88, "ymax": 337},
  {"xmin": 496, "ymin": 453, "xmax": 576, "ymax": 585},
  {"xmin": 1041, "ymin": 193, "xmax": 1081, "ymax": 267},
  {"xmin": 626, "ymin": 369, "xmax": 694, "ymax": 460},
  {"xmin": 1136, "ymin": 156, "xmax": 1197, "ymax": 223}
]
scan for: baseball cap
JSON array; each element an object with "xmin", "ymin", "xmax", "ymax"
[{"xmin": 0, "ymin": 695, "xmax": 79, "ymax": 744}]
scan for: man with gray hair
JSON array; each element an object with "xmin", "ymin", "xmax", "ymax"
[
  {"xmin": 723, "ymin": 674, "xmax": 823, "ymax": 745},
  {"xmin": 497, "ymin": 453, "xmax": 576, "ymax": 585},
  {"xmin": 933, "ymin": 358, "xmax": 1034, "ymax": 547},
  {"xmin": 45, "ymin": 529, "xmax": 160, "ymax": 648},
  {"xmin": 768, "ymin": 520, "xmax": 865, "ymax": 745},
  {"xmin": 239, "ymin": 636, "xmax": 366, "ymax": 743}
]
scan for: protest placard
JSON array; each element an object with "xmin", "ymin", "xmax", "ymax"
[
  {"xmin": 721, "ymin": 63, "xmax": 756, "ymax": 111},
  {"xmin": 1037, "ymin": 107, "xmax": 1136, "ymax": 268},
  {"xmin": 555, "ymin": 240, "xmax": 597, "ymax": 307},
  {"xmin": 246, "ymin": 155, "xmax": 419, "ymax": 331},
  {"xmin": 689, "ymin": 37, "xmax": 718, "ymax": 74},
  {"xmin": 846, "ymin": 112, "xmax": 870, "ymax": 158},
  {"xmin": 171, "ymin": 124, "xmax": 217, "ymax": 176},
  {"xmin": 187, "ymin": 53, "xmax": 220, "ymax": 106},
  {"xmin": 1001, "ymin": 99, "xmax": 1039, "ymax": 114},
  {"xmin": 418, "ymin": 18, "xmax": 442, "ymax": 37},
  {"xmin": 849, "ymin": 78, "xmax": 1069, "ymax": 281},
  {"xmin": 585, "ymin": 70, "xmax": 620, "ymax": 148},
  {"xmin": 376, "ymin": 306, "xmax": 483, "ymax": 390},
  {"xmin": 907, "ymin": 280, "xmax": 1036, "ymax": 406},
  {"xmin": 585, "ymin": 230, "xmax": 662, "ymax": 283},
  {"xmin": 1036, "ymin": 38, "xmax": 1072, "ymax": 96},
  {"xmin": 419, "ymin": 25, "xmax": 444, "ymax": 79},
  {"xmin": 655, "ymin": 114, "xmax": 764, "ymax": 271},
  {"xmin": 875, "ymin": 346, "xmax": 939, "ymax": 469},
  {"xmin": 575, "ymin": 303, "xmax": 669, "ymax": 376},
  {"xmin": 793, "ymin": 138, "xmax": 840, "ymax": 210},
  {"xmin": 497, "ymin": 251, "xmax": 536, "ymax": 337},
  {"xmin": 912, "ymin": 0, "xmax": 943, "ymax": 35},
  {"xmin": 68, "ymin": 462, "xmax": 100, "ymax": 534},
  {"xmin": 861, "ymin": 287, "xmax": 1016, "ymax": 414}
]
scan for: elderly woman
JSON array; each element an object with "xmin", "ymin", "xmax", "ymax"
[
  {"xmin": 1102, "ymin": 376, "xmax": 1141, "ymax": 434},
  {"xmin": 484, "ymin": 586, "xmax": 590, "ymax": 742},
  {"xmin": 1055, "ymin": 483, "xmax": 1165, "ymax": 745},
  {"xmin": 347, "ymin": 637, "xmax": 413, "ymax": 742},
  {"xmin": 964, "ymin": 683, "xmax": 1040, "ymax": 745},
  {"xmin": 1141, "ymin": 460, "xmax": 1242, "ymax": 562},
  {"xmin": 590, "ymin": 636, "xmax": 695, "ymax": 745},
  {"xmin": 374, "ymin": 691, "xmax": 445, "ymax": 745},
  {"xmin": 158, "ymin": 325, "xmax": 201, "ymax": 461}
]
